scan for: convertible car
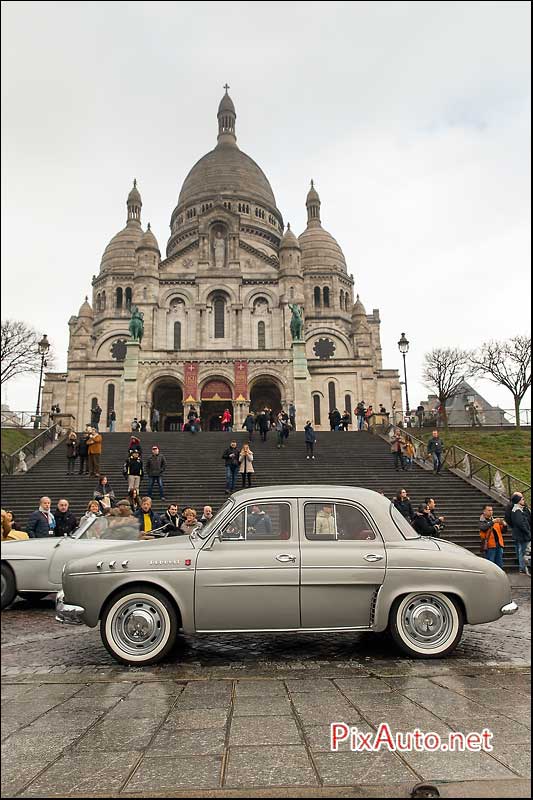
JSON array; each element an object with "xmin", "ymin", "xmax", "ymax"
[
  {"xmin": 1, "ymin": 515, "xmax": 166, "ymax": 609},
  {"xmin": 56, "ymin": 486, "xmax": 518, "ymax": 666}
]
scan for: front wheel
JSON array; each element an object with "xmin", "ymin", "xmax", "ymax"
[
  {"xmin": 100, "ymin": 587, "xmax": 178, "ymax": 666},
  {"xmin": 389, "ymin": 592, "xmax": 464, "ymax": 658},
  {"xmin": 1, "ymin": 563, "xmax": 17, "ymax": 609}
]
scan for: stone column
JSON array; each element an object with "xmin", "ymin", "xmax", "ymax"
[
  {"xmin": 291, "ymin": 340, "xmax": 313, "ymax": 425},
  {"xmin": 121, "ymin": 341, "xmax": 141, "ymax": 431}
]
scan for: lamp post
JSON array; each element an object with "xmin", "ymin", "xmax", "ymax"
[
  {"xmin": 34, "ymin": 334, "xmax": 50, "ymax": 429},
  {"xmin": 398, "ymin": 332, "xmax": 410, "ymax": 418}
]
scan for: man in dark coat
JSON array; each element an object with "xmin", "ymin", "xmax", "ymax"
[
  {"xmin": 257, "ymin": 410, "xmax": 270, "ymax": 441},
  {"xmin": 145, "ymin": 445, "xmax": 167, "ymax": 501},
  {"xmin": 90, "ymin": 404, "xmax": 102, "ymax": 431},
  {"xmin": 412, "ymin": 504, "xmax": 440, "ymax": 537},
  {"xmin": 242, "ymin": 413, "xmax": 255, "ymax": 440},
  {"xmin": 78, "ymin": 432, "xmax": 90, "ymax": 475},
  {"xmin": 222, "ymin": 441, "xmax": 240, "ymax": 493},
  {"xmin": 427, "ymin": 430, "xmax": 445, "ymax": 474},
  {"xmin": 53, "ymin": 499, "xmax": 78, "ymax": 537},
  {"xmin": 27, "ymin": 497, "xmax": 56, "ymax": 538}
]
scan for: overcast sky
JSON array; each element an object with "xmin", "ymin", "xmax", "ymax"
[{"xmin": 1, "ymin": 0, "xmax": 531, "ymax": 417}]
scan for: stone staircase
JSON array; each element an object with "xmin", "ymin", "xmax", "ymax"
[{"xmin": 0, "ymin": 429, "xmax": 518, "ymax": 569}]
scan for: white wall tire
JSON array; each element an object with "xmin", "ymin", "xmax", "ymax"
[
  {"xmin": 1, "ymin": 563, "xmax": 17, "ymax": 610},
  {"xmin": 100, "ymin": 587, "xmax": 178, "ymax": 666},
  {"xmin": 389, "ymin": 592, "xmax": 464, "ymax": 658}
]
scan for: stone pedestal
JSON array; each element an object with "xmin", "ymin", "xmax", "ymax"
[
  {"xmin": 291, "ymin": 340, "xmax": 313, "ymax": 425},
  {"xmin": 121, "ymin": 341, "xmax": 141, "ymax": 430}
]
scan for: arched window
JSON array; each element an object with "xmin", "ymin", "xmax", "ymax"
[
  {"xmin": 116, "ymin": 287, "xmax": 123, "ymax": 309},
  {"xmin": 323, "ymin": 287, "xmax": 330, "ymax": 307},
  {"xmin": 344, "ymin": 394, "xmax": 352, "ymax": 421},
  {"xmin": 106, "ymin": 384, "xmax": 115, "ymax": 425},
  {"xmin": 101, "ymin": 291, "xmax": 106, "ymax": 310},
  {"xmin": 125, "ymin": 287, "xmax": 132, "ymax": 310},
  {"xmin": 313, "ymin": 395, "xmax": 321, "ymax": 425},
  {"xmin": 314, "ymin": 286, "xmax": 321, "ymax": 307},
  {"xmin": 174, "ymin": 321, "xmax": 181, "ymax": 351},
  {"xmin": 340, "ymin": 290, "xmax": 344, "ymax": 309},
  {"xmin": 258, "ymin": 320, "xmax": 266, "ymax": 350},
  {"xmin": 214, "ymin": 297, "xmax": 225, "ymax": 338},
  {"xmin": 328, "ymin": 381, "xmax": 336, "ymax": 412},
  {"xmin": 289, "ymin": 286, "xmax": 295, "ymax": 299}
]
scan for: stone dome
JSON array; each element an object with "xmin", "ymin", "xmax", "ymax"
[
  {"xmin": 279, "ymin": 223, "xmax": 300, "ymax": 250},
  {"xmin": 298, "ymin": 225, "xmax": 347, "ymax": 273},
  {"xmin": 351, "ymin": 294, "xmax": 367, "ymax": 317},
  {"xmin": 100, "ymin": 221, "xmax": 144, "ymax": 272},
  {"xmin": 136, "ymin": 223, "xmax": 160, "ymax": 253},
  {"xmin": 127, "ymin": 181, "xmax": 142, "ymax": 206},
  {"xmin": 218, "ymin": 91, "xmax": 236, "ymax": 115},
  {"xmin": 177, "ymin": 143, "xmax": 277, "ymax": 210},
  {"xmin": 78, "ymin": 297, "xmax": 93, "ymax": 318}
]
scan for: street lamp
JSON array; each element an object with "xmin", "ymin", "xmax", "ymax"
[
  {"xmin": 34, "ymin": 334, "xmax": 50, "ymax": 429},
  {"xmin": 398, "ymin": 332, "xmax": 410, "ymax": 417}
]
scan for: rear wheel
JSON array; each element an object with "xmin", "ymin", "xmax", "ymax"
[
  {"xmin": 389, "ymin": 592, "xmax": 464, "ymax": 658},
  {"xmin": 1, "ymin": 564, "xmax": 17, "ymax": 609},
  {"xmin": 100, "ymin": 587, "xmax": 178, "ymax": 666}
]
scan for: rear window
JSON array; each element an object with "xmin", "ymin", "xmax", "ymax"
[{"xmin": 390, "ymin": 503, "xmax": 420, "ymax": 540}]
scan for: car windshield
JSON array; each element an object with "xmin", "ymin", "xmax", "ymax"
[
  {"xmin": 74, "ymin": 516, "xmax": 143, "ymax": 541},
  {"xmin": 389, "ymin": 503, "xmax": 420, "ymax": 540},
  {"xmin": 194, "ymin": 498, "xmax": 234, "ymax": 539}
]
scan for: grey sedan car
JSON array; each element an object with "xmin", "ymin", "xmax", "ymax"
[{"xmin": 57, "ymin": 486, "xmax": 518, "ymax": 666}]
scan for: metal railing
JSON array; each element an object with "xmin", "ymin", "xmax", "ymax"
[
  {"xmin": 373, "ymin": 421, "xmax": 531, "ymax": 504},
  {"xmin": 390, "ymin": 409, "xmax": 531, "ymax": 429},
  {"xmin": 1, "ymin": 410, "xmax": 54, "ymax": 429},
  {"xmin": 444, "ymin": 445, "xmax": 531, "ymax": 505},
  {"xmin": 1, "ymin": 423, "xmax": 63, "ymax": 475}
]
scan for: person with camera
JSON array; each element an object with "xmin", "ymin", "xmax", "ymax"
[
  {"xmin": 479, "ymin": 504, "xmax": 506, "ymax": 569},
  {"xmin": 425, "ymin": 497, "xmax": 445, "ymax": 534},
  {"xmin": 412, "ymin": 504, "xmax": 441, "ymax": 537}
]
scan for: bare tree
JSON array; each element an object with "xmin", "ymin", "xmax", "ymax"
[
  {"xmin": 470, "ymin": 336, "xmax": 531, "ymax": 428},
  {"xmin": 1, "ymin": 320, "xmax": 50, "ymax": 384},
  {"xmin": 422, "ymin": 348, "xmax": 474, "ymax": 428}
]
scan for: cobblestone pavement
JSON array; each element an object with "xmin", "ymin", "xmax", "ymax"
[{"xmin": 1, "ymin": 588, "xmax": 531, "ymax": 797}]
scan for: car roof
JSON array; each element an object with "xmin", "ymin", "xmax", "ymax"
[{"xmin": 230, "ymin": 485, "xmax": 390, "ymax": 505}]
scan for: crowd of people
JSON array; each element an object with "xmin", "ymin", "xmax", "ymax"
[{"xmin": 390, "ymin": 428, "xmax": 444, "ymax": 474}]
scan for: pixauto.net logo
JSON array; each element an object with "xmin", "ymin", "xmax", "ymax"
[{"xmin": 330, "ymin": 723, "xmax": 494, "ymax": 753}]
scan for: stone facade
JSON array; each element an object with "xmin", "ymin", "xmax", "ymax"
[{"xmin": 42, "ymin": 90, "xmax": 402, "ymax": 431}]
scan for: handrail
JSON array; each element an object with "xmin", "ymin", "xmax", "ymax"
[
  {"xmin": 373, "ymin": 421, "xmax": 531, "ymax": 504},
  {"xmin": 1, "ymin": 423, "xmax": 63, "ymax": 475}
]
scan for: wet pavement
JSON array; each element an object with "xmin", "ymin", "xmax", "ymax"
[{"xmin": 1, "ymin": 584, "xmax": 530, "ymax": 797}]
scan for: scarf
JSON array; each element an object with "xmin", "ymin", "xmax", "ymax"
[{"xmin": 39, "ymin": 506, "xmax": 56, "ymax": 530}]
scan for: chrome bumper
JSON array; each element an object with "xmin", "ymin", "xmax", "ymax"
[
  {"xmin": 55, "ymin": 590, "xmax": 85, "ymax": 625},
  {"xmin": 500, "ymin": 600, "xmax": 519, "ymax": 616}
]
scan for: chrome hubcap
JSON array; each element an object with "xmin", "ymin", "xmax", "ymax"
[
  {"xmin": 401, "ymin": 595, "xmax": 454, "ymax": 649},
  {"xmin": 112, "ymin": 599, "xmax": 166, "ymax": 655}
]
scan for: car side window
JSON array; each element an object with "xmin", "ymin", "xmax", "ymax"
[
  {"xmin": 304, "ymin": 503, "xmax": 375, "ymax": 541},
  {"xmin": 220, "ymin": 503, "xmax": 291, "ymax": 541}
]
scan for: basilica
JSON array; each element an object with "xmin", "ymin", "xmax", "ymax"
[{"xmin": 42, "ymin": 89, "xmax": 402, "ymax": 431}]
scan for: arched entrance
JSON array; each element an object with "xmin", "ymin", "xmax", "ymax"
[
  {"xmin": 151, "ymin": 379, "xmax": 183, "ymax": 431},
  {"xmin": 250, "ymin": 379, "xmax": 282, "ymax": 414},
  {"xmin": 200, "ymin": 379, "xmax": 233, "ymax": 431}
]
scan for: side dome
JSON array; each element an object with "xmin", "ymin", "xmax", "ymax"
[
  {"xmin": 298, "ymin": 226, "xmax": 347, "ymax": 272},
  {"xmin": 100, "ymin": 223, "xmax": 144, "ymax": 272},
  {"xmin": 136, "ymin": 223, "xmax": 160, "ymax": 253},
  {"xmin": 78, "ymin": 297, "xmax": 93, "ymax": 318}
]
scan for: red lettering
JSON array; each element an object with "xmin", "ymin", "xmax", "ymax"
[
  {"xmin": 374, "ymin": 722, "xmax": 395, "ymax": 751},
  {"xmin": 330, "ymin": 723, "xmax": 349, "ymax": 751}
]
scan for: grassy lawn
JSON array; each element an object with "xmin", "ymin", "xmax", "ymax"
[
  {"xmin": 441, "ymin": 429, "xmax": 531, "ymax": 486},
  {"xmin": 1, "ymin": 428, "xmax": 39, "ymax": 455}
]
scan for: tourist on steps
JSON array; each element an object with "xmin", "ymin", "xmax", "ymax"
[
  {"xmin": 427, "ymin": 430, "xmax": 445, "ymax": 474},
  {"xmin": 78, "ymin": 431, "xmax": 90, "ymax": 475},
  {"xmin": 66, "ymin": 432, "xmax": 78, "ymax": 475},
  {"xmin": 390, "ymin": 431, "xmax": 405, "ymax": 471},
  {"xmin": 304, "ymin": 421, "xmax": 316, "ymax": 459},
  {"xmin": 479, "ymin": 504, "xmax": 506, "ymax": 570},
  {"xmin": 123, "ymin": 450, "xmax": 144, "ymax": 492},
  {"xmin": 393, "ymin": 489, "xmax": 413, "ymax": 522},
  {"xmin": 222, "ymin": 440, "xmax": 240, "ymax": 493},
  {"xmin": 239, "ymin": 443, "xmax": 254, "ymax": 488},
  {"xmin": 53, "ymin": 499, "xmax": 78, "ymax": 537},
  {"xmin": 87, "ymin": 427, "xmax": 103, "ymax": 478},
  {"xmin": 510, "ymin": 495, "xmax": 531, "ymax": 574},
  {"xmin": 242, "ymin": 412, "xmax": 255, "ymax": 440},
  {"xmin": 412, "ymin": 504, "xmax": 440, "ymax": 537},
  {"xmin": 146, "ymin": 445, "xmax": 167, "ymax": 501}
]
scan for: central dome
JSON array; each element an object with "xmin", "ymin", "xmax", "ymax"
[{"xmin": 178, "ymin": 143, "xmax": 277, "ymax": 210}]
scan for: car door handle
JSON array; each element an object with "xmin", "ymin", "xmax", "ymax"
[
  {"xmin": 364, "ymin": 554, "xmax": 384, "ymax": 562},
  {"xmin": 276, "ymin": 554, "xmax": 296, "ymax": 563}
]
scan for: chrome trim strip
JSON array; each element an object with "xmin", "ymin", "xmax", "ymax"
[
  {"xmin": 67, "ymin": 568, "xmax": 193, "ymax": 576},
  {"xmin": 387, "ymin": 567, "xmax": 484, "ymax": 574},
  {"xmin": 1, "ymin": 555, "xmax": 48, "ymax": 561},
  {"xmin": 196, "ymin": 625, "xmax": 372, "ymax": 633}
]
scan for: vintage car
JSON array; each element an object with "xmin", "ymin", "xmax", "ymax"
[
  {"xmin": 1, "ymin": 515, "xmax": 167, "ymax": 609},
  {"xmin": 56, "ymin": 486, "xmax": 518, "ymax": 665}
]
